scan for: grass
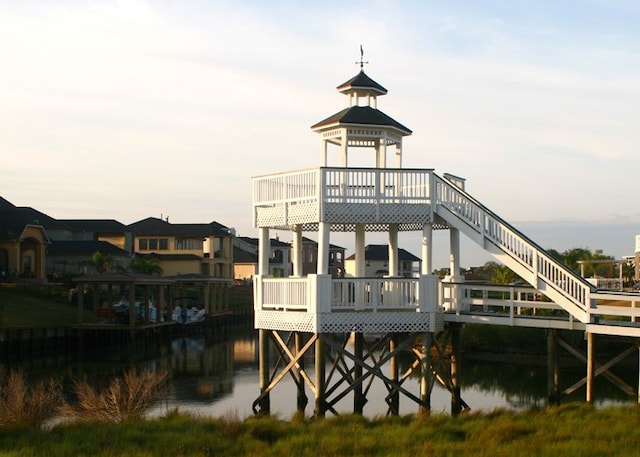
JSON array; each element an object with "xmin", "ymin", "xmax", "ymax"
[
  {"xmin": 0, "ymin": 404, "xmax": 639, "ymax": 456},
  {"xmin": 0, "ymin": 286, "xmax": 89, "ymax": 327}
]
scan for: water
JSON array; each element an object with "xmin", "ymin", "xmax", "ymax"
[{"xmin": 3, "ymin": 324, "xmax": 636, "ymax": 419}]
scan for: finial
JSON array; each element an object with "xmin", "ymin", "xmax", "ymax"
[{"xmin": 356, "ymin": 44, "xmax": 369, "ymax": 70}]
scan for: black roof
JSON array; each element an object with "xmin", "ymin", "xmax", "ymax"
[
  {"xmin": 233, "ymin": 246, "xmax": 258, "ymax": 263},
  {"xmin": 236, "ymin": 236, "xmax": 290, "ymax": 248},
  {"xmin": 128, "ymin": 217, "xmax": 231, "ymax": 237},
  {"xmin": 336, "ymin": 71, "xmax": 387, "ymax": 95},
  {"xmin": 345, "ymin": 244, "xmax": 420, "ymax": 262},
  {"xmin": 58, "ymin": 219, "xmax": 128, "ymax": 233},
  {"xmin": 46, "ymin": 240, "xmax": 129, "ymax": 256},
  {"xmin": 0, "ymin": 198, "xmax": 56, "ymax": 242},
  {"xmin": 311, "ymin": 105, "xmax": 412, "ymax": 134}
]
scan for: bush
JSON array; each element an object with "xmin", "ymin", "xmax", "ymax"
[
  {"xmin": 0, "ymin": 369, "xmax": 63, "ymax": 429},
  {"xmin": 61, "ymin": 367, "xmax": 170, "ymax": 423}
]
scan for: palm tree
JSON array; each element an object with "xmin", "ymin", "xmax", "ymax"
[
  {"xmin": 130, "ymin": 256, "xmax": 163, "ymax": 276},
  {"xmin": 83, "ymin": 251, "xmax": 113, "ymax": 274}
]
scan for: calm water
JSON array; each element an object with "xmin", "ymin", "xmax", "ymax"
[{"xmin": 3, "ymin": 324, "xmax": 636, "ymax": 419}]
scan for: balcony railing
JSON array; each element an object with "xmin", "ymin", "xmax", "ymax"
[
  {"xmin": 256, "ymin": 275, "xmax": 433, "ymax": 313},
  {"xmin": 253, "ymin": 167, "xmax": 433, "ymax": 207}
]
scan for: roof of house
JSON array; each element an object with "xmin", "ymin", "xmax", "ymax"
[
  {"xmin": 233, "ymin": 246, "xmax": 258, "ymax": 263},
  {"xmin": 236, "ymin": 236, "xmax": 290, "ymax": 248},
  {"xmin": 46, "ymin": 240, "xmax": 130, "ymax": 256},
  {"xmin": 345, "ymin": 244, "xmax": 420, "ymax": 262},
  {"xmin": 301, "ymin": 237, "xmax": 345, "ymax": 250},
  {"xmin": 57, "ymin": 219, "xmax": 129, "ymax": 233},
  {"xmin": 128, "ymin": 217, "xmax": 232, "ymax": 238},
  {"xmin": 0, "ymin": 197, "xmax": 56, "ymax": 242}
]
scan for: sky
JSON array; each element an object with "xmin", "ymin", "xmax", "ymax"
[{"xmin": 2, "ymin": 0, "xmax": 640, "ymax": 269}]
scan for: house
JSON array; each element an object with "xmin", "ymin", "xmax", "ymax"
[
  {"xmin": 46, "ymin": 240, "xmax": 131, "ymax": 277},
  {"xmin": 344, "ymin": 244, "xmax": 420, "ymax": 278},
  {"xmin": 128, "ymin": 217, "xmax": 234, "ymax": 279},
  {"xmin": 298, "ymin": 237, "xmax": 345, "ymax": 277},
  {"xmin": 0, "ymin": 197, "xmax": 51, "ymax": 280},
  {"xmin": 233, "ymin": 236, "xmax": 292, "ymax": 280}
]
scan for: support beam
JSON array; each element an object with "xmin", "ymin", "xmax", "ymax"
[
  {"xmin": 547, "ymin": 329, "xmax": 559, "ymax": 405},
  {"xmin": 258, "ymin": 329, "xmax": 270, "ymax": 414},
  {"xmin": 389, "ymin": 334, "xmax": 399, "ymax": 415},
  {"xmin": 354, "ymin": 333, "xmax": 365, "ymax": 414},
  {"xmin": 419, "ymin": 332, "xmax": 432, "ymax": 415},
  {"xmin": 295, "ymin": 332, "xmax": 308, "ymax": 415},
  {"xmin": 586, "ymin": 332, "xmax": 594, "ymax": 403},
  {"xmin": 450, "ymin": 324, "xmax": 462, "ymax": 416},
  {"xmin": 315, "ymin": 336, "xmax": 326, "ymax": 417}
]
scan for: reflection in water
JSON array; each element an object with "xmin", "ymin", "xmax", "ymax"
[{"xmin": 2, "ymin": 326, "xmax": 637, "ymax": 419}]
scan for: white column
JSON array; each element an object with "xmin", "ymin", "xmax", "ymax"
[
  {"xmin": 340, "ymin": 129, "xmax": 348, "ymax": 167},
  {"xmin": 421, "ymin": 223, "xmax": 432, "ymax": 275},
  {"xmin": 388, "ymin": 223, "xmax": 399, "ymax": 276},
  {"xmin": 320, "ymin": 139, "xmax": 328, "ymax": 167},
  {"xmin": 293, "ymin": 225, "xmax": 303, "ymax": 277},
  {"xmin": 395, "ymin": 141, "xmax": 402, "ymax": 168},
  {"xmin": 449, "ymin": 228, "xmax": 460, "ymax": 279},
  {"xmin": 355, "ymin": 224, "xmax": 366, "ymax": 277},
  {"xmin": 258, "ymin": 227, "xmax": 270, "ymax": 276},
  {"xmin": 317, "ymin": 222, "xmax": 330, "ymax": 275}
]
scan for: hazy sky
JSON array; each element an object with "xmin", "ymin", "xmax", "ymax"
[{"xmin": 2, "ymin": 1, "xmax": 639, "ymax": 267}]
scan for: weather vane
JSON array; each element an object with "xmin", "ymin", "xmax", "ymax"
[{"xmin": 356, "ymin": 44, "xmax": 369, "ymax": 69}]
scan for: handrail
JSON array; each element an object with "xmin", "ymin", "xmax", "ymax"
[{"xmin": 434, "ymin": 174, "xmax": 594, "ymax": 322}]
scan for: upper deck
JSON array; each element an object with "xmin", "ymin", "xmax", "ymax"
[{"xmin": 253, "ymin": 167, "xmax": 435, "ymax": 231}]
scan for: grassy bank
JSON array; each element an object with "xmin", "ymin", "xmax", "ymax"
[
  {"xmin": 0, "ymin": 286, "xmax": 86, "ymax": 327},
  {"xmin": 0, "ymin": 404, "xmax": 638, "ymax": 456}
]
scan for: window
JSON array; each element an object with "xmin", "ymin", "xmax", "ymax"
[
  {"xmin": 175, "ymin": 238, "xmax": 203, "ymax": 250},
  {"xmin": 139, "ymin": 239, "xmax": 148, "ymax": 250},
  {"xmin": 159, "ymin": 239, "xmax": 168, "ymax": 250},
  {"xmin": 149, "ymin": 239, "xmax": 158, "ymax": 250}
]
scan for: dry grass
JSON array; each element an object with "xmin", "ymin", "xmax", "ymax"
[
  {"xmin": 0, "ymin": 369, "xmax": 63, "ymax": 428},
  {"xmin": 61, "ymin": 367, "xmax": 170, "ymax": 423}
]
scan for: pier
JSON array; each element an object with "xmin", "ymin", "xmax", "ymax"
[{"xmin": 251, "ymin": 65, "xmax": 640, "ymax": 417}]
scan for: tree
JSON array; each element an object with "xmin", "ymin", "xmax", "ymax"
[
  {"xmin": 130, "ymin": 256, "xmax": 163, "ymax": 276},
  {"xmin": 82, "ymin": 251, "xmax": 114, "ymax": 274}
]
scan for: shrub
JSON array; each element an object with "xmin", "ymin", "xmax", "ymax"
[
  {"xmin": 0, "ymin": 369, "xmax": 63, "ymax": 429},
  {"xmin": 61, "ymin": 367, "xmax": 170, "ymax": 423}
]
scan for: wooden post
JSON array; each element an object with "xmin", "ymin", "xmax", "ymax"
[
  {"xmin": 389, "ymin": 333, "xmax": 399, "ymax": 415},
  {"xmin": 451, "ymin": 325, "xmax": 462, "ymax": 416},
  {"xmin": 354, "ymin": 332, "xmax": 365, "ymax": 414},
  {"xmin": 258, "ymin": 329, "xmax": 270, "ymax": 414},
  {"xmin": 419, "ymin": 332, "xmax": 432, "ymax": 415},
  {"xmin": 586, "ymin": 332, "xmax": 594, "ymax": 403},
  {"xmin": 547, "ymin": 329, "xmax": 559, "ymax": 405},
  {"xmin": 315, "ymin": 335, "xmax": 325, "ymax": 417},
  {"xmin": 295, "ymin": 332, "xmax": 308, "ymax": 414}
]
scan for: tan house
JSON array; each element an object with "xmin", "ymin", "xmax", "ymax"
[
  {"xmin": 128, "ymin": 217, "xmax": 234, "ymax": 279},
  {"xmin": 0, "ymin": 197, "xmax": 50, "ymax": 281}
]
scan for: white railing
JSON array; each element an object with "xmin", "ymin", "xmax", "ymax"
[
  {"xmin": 442, "ymin": 282, "xmax": 566, "ymax": 317},
  {"xmin": 261, "ymin": 277, "xmax": 309, "ymax": 311},
  {"xmin": 434, "ymin": 175, "xmax": 593, "ymax": 321},
  {"xmin": 256, "ymin": 276, "xmax": 423, "ymax": 313},
  {"xmin": 323, "ymin": 168, "xmax": 432, "ymax": 204},
  {"xmin": 253, "ymin": 167, "xmax": 433, "ymax": 207},
  {"xmin": 331, "ymin": 277, "xmax": 420, "ymax": 311},
  {"xmin": 253, "ymin": 168, "xmax": 319, "ymax": 207}
]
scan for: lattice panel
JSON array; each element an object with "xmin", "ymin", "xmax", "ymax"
[
  {"xmin": 323, "ymin": 203, "xmax": 431, "ymax": 226},
  {"xmin": 255, "ymin": 310, "xmax": 317, "ymax": 332},
  {"xmin": 317, "ymin": 311, "xmax": 443, "ymax": 333},
  {"xmin": 287, "ymin": 201, "xmax": 319, "ymax": 225},
  {"xmin": 255, "ymin": 205, "xmax": 286, "ymax": 228},
  {"xmin": 255, "ymin": 310, "xmax": 444, "ymax": 333}
]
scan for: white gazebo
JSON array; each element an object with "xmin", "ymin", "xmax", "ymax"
[{"xmin": 252, "ymin": 63, "xmax": 450, "ymax": 417}]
